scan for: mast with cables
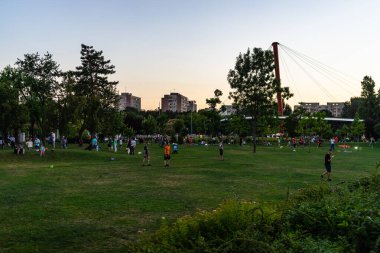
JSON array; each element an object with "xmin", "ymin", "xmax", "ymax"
[{"xmin": 272, "ymin": 42, "xmax": 283, "ymax": 116}]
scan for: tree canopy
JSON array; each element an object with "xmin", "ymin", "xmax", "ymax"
[
  {"xmin": 74, "ymin": 44, "xmax": 119, "ymax": 137},
  {"xmin": 228, "ymin": 47, "xmax": 292, "ymax": 152}
]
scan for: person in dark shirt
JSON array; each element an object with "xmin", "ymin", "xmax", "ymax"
[
  {"xmin": 142, "ymin": 143, "xmax": 150, "ymax": 166},
  {"xmin": 321, "ymin": 150, "xmax": 332, "ymax": 181}
]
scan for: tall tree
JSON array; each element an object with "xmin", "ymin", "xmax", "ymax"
[
  {"xmin": 341, "ymin": 97, "xmax": 363, "ymax": 118},
  {"xmin": 351, "ymin": 112, "xmax": 365, "ymax": 141},
  {"xmin": 15, "ymin": 52, "xmax": 61, "ymax": 141},
  {"xmin": 206, "ymin": 89, "xmax": 223, "ymax": 110},
  {"xmin": 203, "ymin": 89, "xmax": 223, "ymax": 137},
  {"xmin": 227, "ymin": 114, "xmax": 250, "ymax": 138},
  {"xmin": 359, "ymin": 76, "xmax": 376, "ymax": 120},
  {"xmin": 284, "ymin": 108, "xmax": 305, "ymax": 137},
  {"xmin": 0, "ymin": 66, "xmax": 29, "ymax": 141},
  {"xmin": 123, "ymin": 107, "xmax": 144, "ymax": 133},
  {"xmin": 56, "ymin": 71, "xmax": 81, "ymax": 138},
  {"xmin": 142, "ymin": 115, "xmax": 158, "ymax": 134},
  {"xmin": 75, "ymin": 44, "xmax": 118, "ymax": 137},
  {"xmin": 311, "ymin": 112, "xmax": 333, "ymax": 138},
  {"xmin": 228, "ymin": 47, "xmax": 292, "ymax": 152},
  {"xmin": 100, "ymin": 108, "xmax": 124, "ymax": 137}
]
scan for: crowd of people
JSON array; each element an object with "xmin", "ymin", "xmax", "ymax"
[{"xmin": 0, "ymin": 132, "xmax": 373, "ymax": 177}]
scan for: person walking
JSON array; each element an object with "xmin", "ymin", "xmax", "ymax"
[{"xmin": 321, "ymin": 150, "xmax": 333, "ymax": 181}]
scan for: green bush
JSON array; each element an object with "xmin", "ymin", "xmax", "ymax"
[
  {"xmin": 130, "ymin": 173, "xmax": 380, "ymax": 252},
  {"xmin": 132, "ymin": 200, "xmax": 280, "ymax": 252},
  {"xmin": 285, "ymin": 175, "xmax": 380, "ymax": 253}
]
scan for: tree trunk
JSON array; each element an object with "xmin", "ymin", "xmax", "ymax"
[
  {"xmin": 2, "ymin": 130, "xmax": 6, "ymax": 141},
  {"xmin": 41, "ymin": 128, "xmax": 47, "ymax": 146},
  {"xmin": 78, "ymin": 126, "xmax": 85, "ymax": 146},
  {"xmin": 252, "ymin": 118, "xmax": 257, "ymax": 153},
  {"xmin": 13, "ymin": 128, "xmax": 20, "ymax": 145},
  {"xmin": 29, "ymin": 119, "xmax": 35, "ymax": 138}
]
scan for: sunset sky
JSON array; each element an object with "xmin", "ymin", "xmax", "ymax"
[{"xmin": 1, "ymin": 0, "xmax": 380, "ymax": 110}]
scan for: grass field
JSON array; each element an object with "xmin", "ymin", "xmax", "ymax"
[{"xmin": 0, "ymin": 142, "xmax": 379, "ymax": 252}]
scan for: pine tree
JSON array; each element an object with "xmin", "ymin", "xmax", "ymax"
[{"xmin": 75, "ymin": 44, "xmax": 119, "ymax": 137}]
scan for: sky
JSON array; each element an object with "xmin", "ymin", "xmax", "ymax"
[{"xmin": 1, "ymin": 0, "xmax": 380, "ymax": 110}]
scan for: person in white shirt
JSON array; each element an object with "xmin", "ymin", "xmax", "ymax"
[
  {"xmin": 130, "ymin": 138, "xmax": 136, "ymax": 155},
  {"xmin": 26, "ymin": 139, "xmax": 33, "ymax": 150},
  {"xmin": 50, "ymin": 132, "xmax": 56, "ymax": 150}
]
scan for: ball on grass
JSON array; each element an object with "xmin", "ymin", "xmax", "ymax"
[
  {"xmin": 49, "ymin": 165, "xmax": 54, "ymax": 168},
  {"xmin": 138, "ymin": 151, "xmax": 142, "ymax": 155}
]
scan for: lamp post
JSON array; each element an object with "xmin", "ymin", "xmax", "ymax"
[{"xmin": 190, "ymin": 110, "xmax": 193, "ymax": 135}]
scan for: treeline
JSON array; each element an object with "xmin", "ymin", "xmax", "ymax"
[
  {"xmin": 0, "ymin": 44, "xmax": 238, "ymax": 143},
  {"xmin": 341, "ymin": 76, "xmax": 380, "ymax": 138},
  {"xmin": 0, "ymin": 44, "xmax": 119, "ymax": 143},
  {"xmin": 1, "ymin": 45, "xmax": 379, "ymax": 145}
]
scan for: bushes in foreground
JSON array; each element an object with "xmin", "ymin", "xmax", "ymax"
[{"xmin": 128, "ymin": 173, "xmax": 380, "ymax": 252}]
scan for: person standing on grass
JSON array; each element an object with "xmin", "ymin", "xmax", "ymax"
[
  {"xmin": 34, "ymin": 137, "xmax": 41, "ymax": 150},
  {"xmin": 164, "ymin": 142, "xmax": 171, "ymax": 167},
  {"xmin": 91, "ymin": 136, "xmax": 98, "ymax": 151},
  {"xmin": 330, "ymin": 137, "xmax": 335, "ymax": 151},
  {"xmin": 321, "ymin": 150, "xmax": 333, "ymax": 181},
  {"xmin": 40, "ymin": 144, "xmax": 46, "ymax": 157},
  {"xmin": 107, "ymin": 138, "xmax": 112, "ymax": 152},
  {"xmin": 142, "ymin": 143, "xmax": 150, "ymax": 166},
  {"xmin": 292, "ymin": 137, "xmax": 297, "ymax": 151},
  {"xmin": 219, "ymin": 140, "xmax": 224, "ymax": 161},
  {"xmin": 50, "ymin": 131, "xmax": 56, "ymax": 150},
  {"xmin": 130, "ymin": 138, "xmax": 136, "ymax": 155}
]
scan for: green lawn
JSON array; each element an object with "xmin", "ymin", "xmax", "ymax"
[{"xmin": 0, "ymin": 142, "xmax": 378, "ymax": 252}]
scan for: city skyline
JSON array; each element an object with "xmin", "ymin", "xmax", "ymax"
[{"xmin": 1, "ymin": 0, "xmax": 380, "ymax": 110}]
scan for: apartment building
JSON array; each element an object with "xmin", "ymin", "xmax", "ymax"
[
  {"xmin": 294, "ymin": 102, "xmax": 344, "ymax": 117},
  {"xmin": 161, "ymin": 92, "xmax": 196, "ymax": 112},
  {"xmin": 118, "ymin": 92, "xmax": 141, "ymax": 111}
]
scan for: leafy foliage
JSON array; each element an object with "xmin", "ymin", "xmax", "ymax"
[
  {"xmin": 15, "ymin": 52, "xmax": 61, "ymax": 140},
  {"xmin": 351, "ymin": 112, "xmax": 366, "ymax": 141},
  {"xmin": 0, "ymin": 66, "xmax": 29, "ymax": 139},
  {"xmin": 74, "ymin": 44, "xmax": 119, "ymax": 136},
  {"xmin": 132, "ymin": 173, "xmax": 380, "ymax": 252},
  {"xmin": 228, "ymin": 47, "xmax": 292, "ymax": 152}
]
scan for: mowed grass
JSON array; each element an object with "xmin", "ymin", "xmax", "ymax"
[{"xmin": 0, "ymin": 142, "xmax": 379, "ymax": 252}]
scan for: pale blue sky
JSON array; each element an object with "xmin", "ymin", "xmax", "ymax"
[{"xmin": 1, "ymin": 0, "xmax": 380, "ymax": 109}]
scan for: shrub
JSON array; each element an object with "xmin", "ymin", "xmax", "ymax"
[{"xmin": 130, "ymin": 173, "xmax": 380, "ymax": 252}]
